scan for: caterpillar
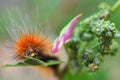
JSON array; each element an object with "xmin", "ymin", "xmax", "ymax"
[{"xmin": 2, "ymin": 9, "xmax": 68, "ymax": 80}]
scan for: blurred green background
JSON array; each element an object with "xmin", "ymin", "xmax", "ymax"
[{"xmin": 0, "ymin": 0, "xmax": 120, "ymax": 80}]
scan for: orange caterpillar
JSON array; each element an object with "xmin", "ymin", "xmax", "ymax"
[
  {"xmin": 4, "ymin": 11, "xmax": 68, "ymax": 80},
  {"xmin": 15, "ymin": 34, "xmax": 52, "ymax": 59},
  {"xmin": 7, "ymin": 28, "xmax": 68, "ymax": 80},
  {"xmin": 14, "ymin": 33, "xmax": 61, "ymax": 80}
]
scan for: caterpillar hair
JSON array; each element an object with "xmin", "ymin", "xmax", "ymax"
[{"xmin": 3, "ymin": 9, "xmax": 68, "ymax": 80}]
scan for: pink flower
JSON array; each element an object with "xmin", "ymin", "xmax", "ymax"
[{"xmin": 51, "ymin": 13, "xmax": 82, "ymax": 53}]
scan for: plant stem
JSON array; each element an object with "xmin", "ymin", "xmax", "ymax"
[{"xmin": 111, "ymin": 0, "xmax": 120, "ymax": 12}]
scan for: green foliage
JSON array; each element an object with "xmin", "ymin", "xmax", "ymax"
[{"xmin": 64, "ymin": 1, "xmax": 120, "ymax": 74}]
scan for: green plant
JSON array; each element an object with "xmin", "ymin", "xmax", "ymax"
[{"xmin": 62, "ymin": 0, "xmax": 120, "ymax": 74}]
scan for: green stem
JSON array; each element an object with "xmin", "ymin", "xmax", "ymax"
[{"xmin": 111, "ymin": 0, "xmax": 120, "ymax": 12}]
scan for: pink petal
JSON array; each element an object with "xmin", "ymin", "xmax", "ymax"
[{"xmin": 51, "ymin": 13, "xmax": 82, "ymax": 53}]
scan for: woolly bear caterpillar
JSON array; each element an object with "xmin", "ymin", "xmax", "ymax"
[{"xmin": 2, "ymin": 9, "xmax": 68, "ymax": 80}]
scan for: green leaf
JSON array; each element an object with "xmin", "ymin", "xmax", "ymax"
[
  {"xmin": 3, "ymin": 56, "xmax": 63, "ymax": 67},
  {"xmin": 46, "ymin": 60, "xmax": 63, "ymax": 66}
]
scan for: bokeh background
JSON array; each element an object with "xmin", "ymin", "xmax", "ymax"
[{"xmin": 0, "ymin": 0, "xmax": 120, "ymax": 80}]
